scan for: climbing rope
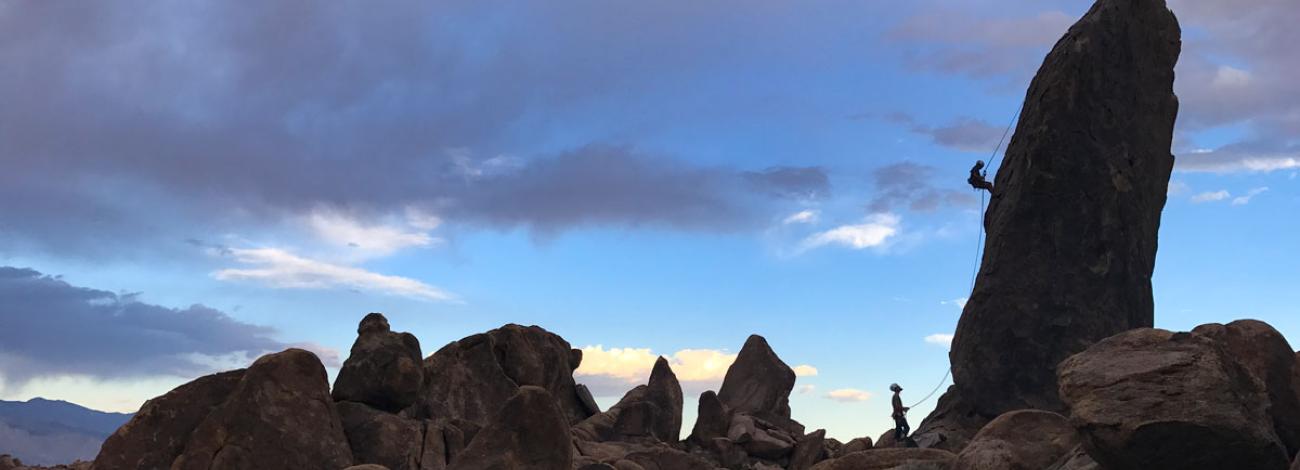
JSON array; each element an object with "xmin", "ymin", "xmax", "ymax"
[
  {"xmin": 908, "ymin": 367, "xmax": 952, "ymax": 408},
  {"xmin": 968, "ymin": 189, "xmax": 985, "ymax": 293},
  {"xmin": 985, "ymin": 106, "xmax": 1022, "ymax": 175},
  {"xmin": 966, "ymin": 106, "xmax": 1021, "ymax": 293},
  {"xmin": 906, "ymin": 108, "xmax": 1023, "ymax": 411}
]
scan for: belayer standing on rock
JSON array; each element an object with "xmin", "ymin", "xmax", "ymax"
[
  {"xmin": 890, "ymin": 383, "xmax": 910, "ymax": 441},
  {"xmin": 968, "ymin": 160, "xmax": 994, "ymax": 192}
]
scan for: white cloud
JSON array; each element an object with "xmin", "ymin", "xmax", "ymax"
[
  {"xmin": 404, "ymin": 207, "xmax": 444, "ymax": 231},
  {"xmin": 1210, "ymin": 65, "xmax": 1252, "ymax": 89},
  {"xmin": 1191, "ymin": 190, "xmax": 1231, "ymax": 203},
  {"xmin": 793, "ymin": 365, "xmax": 819, "ymax": 377},
  {"xmin": 575, "ymin": 345, "xmax": 817, "ymax": 396},
  {"xmin": 1177, "ymin": 149, "xmax": 1300, "ymax": 174},
  {"xmin": 825, "ymin": 388, "xmax": 873, "ymax": 403},
  {"xmin": 213, "ymin": 247, "xmax": 456, "ymax": 302},
  {"xmin": 308, "ymin": 209, "xmax": 439, "ymax": 260},
  {"xmin": 940, "ymin": 297, "xmax": 968, "ymax": 309},
  {"xmin": 924, "ymin": 334, "xmax": 954, "ymax": 347},
  {"xmin": 797, "ymin": 384, "xmax": 816, "ymax": 395},
  {"xmin": 1231, "ymin": 187, "xmax": 1269, "ymax": 205},
  {"xmin": 797, "ymin": 213, "xmax": 900, "ymax": 253},
  {"xmin": 782, "ymin": 210, "xmax": 820, "ymax": 225}
]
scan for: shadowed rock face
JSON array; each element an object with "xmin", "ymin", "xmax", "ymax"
[
  {"xmin": 910, "ymin": 385, "xmax": 986, "ymax": 452},
  {"xmin": 1058, "ymin": 328, "xmax": 1288, "ymax": 470},
  {"xmin": 419, "ymin": 324, "xmax": 593, "ymax": 428},
  {"xmin": 947, "ymin": 0, "xmax": 1182, "ymax": 418},
  {"xmin": 953, "ymin": 410, "xmax": 1082, "ymax": 470},
  {"xmin": 789, "ymin": 429, "xmax": 828, "ymax": 470},
  {"xmin": 336, "ymin": 401, "xmax": 453, "ymax": 470},
  {"xmin": 717, "ymin": 335, "xmax": 796, "ymax": 418},
  {"xmin": 447, "ymin": 386, "xmax": 571, "ymax": 470},
  {"xmin": 572, "ymin": 357, "xmax": 684, "ymax": 443},
  {"xmin": 687, "ymin": 391, "xmax": 729, "ymax": 445},
  {"xmin": 91, "ymin": 370, "xmax": 244, "ymax": 470},
  {"xmin": 1193, "ymin": 320, "xmax": 1300, "ymax": 458},
  {"xmin": 171, "ymin": 349, "xmax": 354, "ymax": 470},
  {"xmin": 333, "ymin": 313, "xmax": 424, "ymax": 413}
]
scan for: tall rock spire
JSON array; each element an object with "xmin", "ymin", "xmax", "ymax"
[
  {"xmin": 917, "ymin": 0, "xmax": 1182, "ymax": 451},
  {"xmin": 954, "ymin": 0, "xmax": 1181, "ymax": 415}
]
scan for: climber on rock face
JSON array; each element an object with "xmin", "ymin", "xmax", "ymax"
[
  {"xmin": 890, "ymin": 383, "xmax": 910, "ymax": 440},
  {"xmin": 968, "ymin": 160, "xmax": 994, "ymax": 192}
]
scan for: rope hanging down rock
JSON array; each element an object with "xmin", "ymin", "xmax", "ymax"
[{"xmin": 907, "ymin": 107, "xmax": 1022, "ymax": 411}]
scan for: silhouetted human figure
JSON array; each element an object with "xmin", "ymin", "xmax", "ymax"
[
  {"xmin": 890, "ymin": 383, "xmax": 910, "ymax": 441},
  {"xmin": 968, "ymin": 160, "xmax": 994, "ymax": 192}
]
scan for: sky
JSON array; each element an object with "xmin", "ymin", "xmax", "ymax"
[{"xmin": 1, "ymin": 0, "xmax": 1298, "ymax": 441}]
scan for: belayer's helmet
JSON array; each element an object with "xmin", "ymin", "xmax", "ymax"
[{"xmin": 890, "ymin": 383, "xmax": 902, "ymax": 392}]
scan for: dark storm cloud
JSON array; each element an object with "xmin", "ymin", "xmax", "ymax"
[
  {"xmin": 0, "ymin": 1, "xmax": 834, "ymax": 256},
  {"xmin": 0, "ymin": 267, "xmax": 331, "ymax": 385},
  {"xmin": 866, "ymin": 163, "xmax": 978, "ymax": 213}
]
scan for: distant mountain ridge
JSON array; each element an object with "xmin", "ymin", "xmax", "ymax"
[{"xmin": 0, "ymin": 398, "xmax": 133, "ymax": 466}]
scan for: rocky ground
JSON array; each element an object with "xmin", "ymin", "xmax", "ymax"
[
  {"xmin": 54, "ymin": 0, "xmax": 1300, "ymax": 469},
  {"xmin": 82, "ymin": 313, "xmax": 1300, "ymax": 470}
]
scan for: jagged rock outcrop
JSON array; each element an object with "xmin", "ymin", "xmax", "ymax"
[
  {"xmin": 171, "ymin": 348, "xmax": 354, "ymax": 470},
  {"xmin": 925, "ymin": 0, "xmax": 1183, "ymax": 448},
  {"xmin": 576, "ymin": 384, "xmax": 602, "ymax": 416},
  {"xmin": 808, "ymin": 448, "xmax": 955, "ymax": 470},
  {"xmin": 685, "ymin": 334, "xmax": 813, "ymax": 467},
  {"xmin": 447, "ymin": 386, "xmax": 571, "ymax": 470},
  {"xmin": 718, "ymin": 335, "xmax": 796, "ymax": 418},
  {"xmin": 952, "ymin": 410, "xmax": 1081, "ymax": 470},
  {"xmin": 910, "ymin": 386, "xmax": 984, "ymax": 452},
  {"xmin": 832, "ymin": 437, "xmax": 872, "ymax": 458},
  {"xmin": 573, "ymin": 357, "xmax": 683, "ymax": 443},
  {"xmin": 1192, "ymin": 319, "xmax": 1300, "ymax": 457},
  {"xmin": 333, "ymin": 313, "xmax": 424, "ymax": 413},
  {"xmin": 336, "ymin": 401, "xmax": 455, "ymax": 470},
  {"xmin": 687, "ymin": 391, "xmax": 729, "ymax": 445},
  {"xmin": 419, "ymin": 324, "xmax": 593, "ymax": 428},
  {"xmin": 1058, "ymin": 328, "xmax": 1289, "ymax": 470},
  {"xmin": 873, "ymin": 429, "xmax": 902, "ymax": 450},
  {"xmin": 91, "ymin": 370, "xmax": 244, "ymax": 470},
  {"xmin": 788, "ymin": 429, "xmax": 827, "ymax": 470},
  {"xmin": 1045, "ymin": 445, "xmax": 1101, "ymax": 470}
]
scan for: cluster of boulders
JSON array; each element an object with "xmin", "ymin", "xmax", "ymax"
[
  {"xmin": 0, "ymin": 454, "xmax": 90, "ymax": 470},
  {"xmin": 86, "ymin": 312, "xmax": 821, "ymax": 470},
  {"xmin": 86, "ymin": 307, "xmax": 1300, "ymax": 470}
]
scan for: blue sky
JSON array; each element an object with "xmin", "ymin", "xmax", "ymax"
[{"xmin": 1, "ymin": 0, "xmax": 1298, "ymax": 440}]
